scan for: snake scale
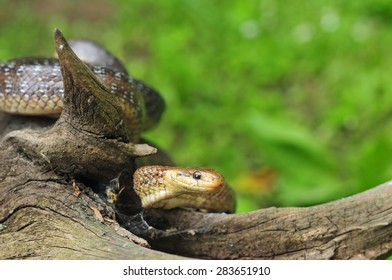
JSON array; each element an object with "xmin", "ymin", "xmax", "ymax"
[{"xmin": 0, "ymin": 36, "xmax": 235, "ymax": 213}]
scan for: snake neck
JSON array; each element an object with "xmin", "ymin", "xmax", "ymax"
[{"xmin": 133, "ymin": 165, "xmax": 170, "ymax": 208}]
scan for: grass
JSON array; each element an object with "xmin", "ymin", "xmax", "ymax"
[{"xmin": 1, "ymin": 0, "xmax": 392, "ymax": 213}]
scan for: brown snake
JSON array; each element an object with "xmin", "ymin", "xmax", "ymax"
[{"xmin": 0, "ymin": 35, "xmax": 235, "ymax": 213}]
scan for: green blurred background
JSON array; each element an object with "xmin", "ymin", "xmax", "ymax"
[{"xmin": 1, "ymin": 0, "xmax": 392, "ymax": 213}]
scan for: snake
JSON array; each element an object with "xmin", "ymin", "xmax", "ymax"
[{"xmin": 0, "ymin": 37, "xmax": 235, "ymax": 213}]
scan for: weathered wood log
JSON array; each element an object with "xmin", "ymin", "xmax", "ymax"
[
  {"xmin": 1, "ymin": 29, "xmax": 391, "ymax": 260},
  {"xmin": 130, "ymin": 181, "xmax": 392, "ymax": 259}
]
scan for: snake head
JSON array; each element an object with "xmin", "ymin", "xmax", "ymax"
[
  {"xmin": 133, "ymin": 165, "xmax": 235, "ymax": 213},
  {"xmin": 165, "ymin": 168, "xmax": 225, "ymax": 192}
]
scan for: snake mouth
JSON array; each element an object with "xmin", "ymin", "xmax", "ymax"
[{"xmin": 141, "ymin": 189, "xmax": 179, "ymax": 209}]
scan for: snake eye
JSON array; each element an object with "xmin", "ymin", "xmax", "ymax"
[{"xmin": 192, "ymin": 171, "xmax": 202, "ymax": 180}]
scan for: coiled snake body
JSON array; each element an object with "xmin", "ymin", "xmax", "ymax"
[{"xmin": 0, "ymin": 39, "xmax": 235, "ymax": 213}]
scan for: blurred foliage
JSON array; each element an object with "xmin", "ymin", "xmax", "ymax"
[{"xmin": 1, "ymin": 0, "xmax": 392, "ymax": 214}]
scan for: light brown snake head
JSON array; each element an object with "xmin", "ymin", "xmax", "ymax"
[{"xmin": 133, "ymin": 165, "xmax": 236, "ymax": 213}]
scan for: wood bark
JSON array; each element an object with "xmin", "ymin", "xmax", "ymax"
[{"xmin": 1, "ymin": 29, "xmax": 391, "ymax": 260}]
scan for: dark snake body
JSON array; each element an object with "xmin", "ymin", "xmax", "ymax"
[{"xmin": 0, "ymin": 57, "xmax": 164, "ymax": 141}]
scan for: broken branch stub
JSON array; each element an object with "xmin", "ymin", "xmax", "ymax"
[{"xmin": 53, "ymin": 28, "xmax": 128, "ymax": 141}]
